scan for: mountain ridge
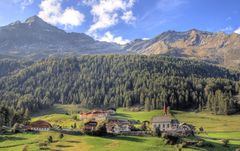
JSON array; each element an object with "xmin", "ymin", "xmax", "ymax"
[
  {"xmin": 125, "ymin": 29, "xmax": 240, "ymax": 67},
  {"xmin": 0, "ymin": 15, "xmax": 240, "ymax": 68},
  {"xmin": 0, "ymin": 16, "xmax": 122, "ymax": 59}
]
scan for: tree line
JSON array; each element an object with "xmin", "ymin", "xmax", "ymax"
[{"xmin": 0, "ymin": 55, "xmax": 239, "ymax": 116}]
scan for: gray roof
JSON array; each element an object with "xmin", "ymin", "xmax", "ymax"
[{"xmin": 152, "ymin": 115, "xmax": 178, "ymax": 123}]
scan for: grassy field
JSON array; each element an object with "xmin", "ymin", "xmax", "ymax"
[
  {"xmin": 0, "ymin": 131, "xmax": 176, "ymax": 151},
  {"xmin": 173, "ymin": 111, "xmax": 240, "ymax": 131},
  {"xmin": 1, "ymin": 104, "xmax": 240, "ymax": 151}
]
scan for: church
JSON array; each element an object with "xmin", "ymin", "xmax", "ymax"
[{"xmin": 151, "ymin": 103, "xmax": 179, "ymax": 132}]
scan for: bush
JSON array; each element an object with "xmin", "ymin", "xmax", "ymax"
[
  {"xmin": 11, "ymin": 123, "xmax": 20, "ymax": 133},
  {"xmin": 72, "ymin": 115, "xmax": 78, "ymax": 120},
  {"xmin": 221, "ymin": 139, "xmax": 229, "ymax": 147},
  {"xmin": 162, "ymin": 134, "xmax": 180, "ymax": 145},
  {"xmin": 196, "ymin": 141, "xmax": 204, "ymax": 147},
  {"xmin": 94, "ymin": 121, "xmax": 107, "ymax": 136},
  {"xmin": 59, "ymin": 133, "xmax": 64, "ymax": 139},
  {"xmin": 48, "ymin": 136, "xmax": 53, "ymax": 143}
]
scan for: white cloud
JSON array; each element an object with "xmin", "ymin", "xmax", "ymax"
[
  {"xmin": 234, "ymin": 27, "xmax": 240, "ymax": 34},
  {"xmin": 83, "ymin": 0, "xmax": 135, "ymax": 45},
  {"xmin": 85, "ymin": 0, "xmax": 136, "ymax": 34},
  {"xmin": 38, "ymin": 0, "xmax": 85, "ymax": 28},
  {"xmin": 121, "ymin": 11, "xmax": 136, "ymax": 24},
  {"xmin": 99, "ymin": 31, "xmax": 130, "ymax": 45}
]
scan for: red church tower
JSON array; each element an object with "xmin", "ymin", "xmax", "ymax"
[{"xmin": 163, "ymin": 102, "xmax": 167, "ymax": 115}]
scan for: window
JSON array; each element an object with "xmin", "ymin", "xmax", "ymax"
[{"xmin": 167, "ymin": 124, "xmax": 169, "ymax": 128}]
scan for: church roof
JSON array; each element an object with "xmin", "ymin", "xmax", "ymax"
[{"xmin": 152, "ymin": 115, "xmax": 178, "ymax": 123}]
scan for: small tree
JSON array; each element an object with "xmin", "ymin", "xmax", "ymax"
[
  {"xmin": 141, "ymin": 122, "xmax": 147, "ymax": 131},
  {"xmin": 155, "ymin": 126, "xmax": 161, "ymax": 137},
  {"xmin": 222, "ymin": 139, "xmax": 229, "ymax": 147},
  {"xmin": 199, "ymin": 127, "xmax": 204, "ymax": 133},
  {"xmin": 12, "ymin": 123, "xmax": 20, "ymax": 133},
  {"xmin": 95, "ymin": 121, "xmax": 107, "ymax": 136},
  {"xmin": 48, "ymin": 136, "xmax": 53, "ymax": 143},
  {"xmin": 72, "ymin": 115, "xmax": 78, "ymax": 120},
  {"xmin": 59, "ymin": 133, "xmax": 64, "ymax": 139}
]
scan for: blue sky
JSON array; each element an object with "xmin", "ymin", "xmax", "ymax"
[{"xmin": 0, "ymin": 0, "xmax": 240, "ymax": 44}]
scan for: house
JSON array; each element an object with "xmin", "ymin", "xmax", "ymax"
[
  {"xmin": 83, "ymin": 121, "xmax": 98, "ymax": 132},
  {"xmin": 151, "ymin": 103, "xmax": 195, "ymax": 136},
  {"xmin": 152, "ymin": 103, "xmax": 179, "ymax": 132},
  {"xmin": 27, "ymin": 120, "xmax": 52, "ymax": 131},
  {"xmin": 175, "ymin": 123, "xmax": 195, "ymax": 136},
  {"xmin": 106, "ymin": 118, "xmax": 131, "ymax": 134},
  {"xmin": 152, "ymin": 115, "xmax": 179, "ymax": 132},
  {"xmin": 80, "ymin": 110, "xmax": 109, "ymax": 121}
]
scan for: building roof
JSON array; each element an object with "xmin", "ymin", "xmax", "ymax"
[
  {"xmin": 152, "ymin": 115, "xmax": 178, "ymax": 123},
  {"xmin": 80, "ymin": 110, "xmax": 108, "ymax": 115}
]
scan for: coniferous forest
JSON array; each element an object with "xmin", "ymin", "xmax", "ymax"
[{"xmin": 0, "ymin": 55, "xmax": 240, "ymax": 126}]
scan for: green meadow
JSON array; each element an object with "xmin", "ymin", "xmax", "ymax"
[{"xmin": 0, "ymin": 104, "xmax": 240, "ymax": 151}]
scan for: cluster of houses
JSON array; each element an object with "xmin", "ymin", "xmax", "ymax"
[
  {"xmin": 80, "ymin": 108, "xmax": 131, "ymax": 134},
  {"xmin": 25, "ymin": 105, "xmax": 194, "ymax": 137}
]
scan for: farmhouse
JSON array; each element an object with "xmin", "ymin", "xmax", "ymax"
[
  {"xmin": 176, "ymin": 123, "xmax": 195, "ymax": 136},
  {"xmin": 27, "ymin": 120, "xmax": 52, "ymax": 131},
  {"xmin": 106, "ymin": 117, "xmax": 131, "ymax": 134},
  {"xmin": 80, "ymin": 109, "xmax": 109, "ymax": 121}
]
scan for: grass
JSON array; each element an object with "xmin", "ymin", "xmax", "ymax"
[
  {"xmin": 114, "ymin": 108, "xmax": 162, "ymax": 122},
  {"xmin": 31, "ymin": 104, "xmax": 88, "ymax": 128},
  {"xmin": 172, "ymin": 110, "xmax": 240, "ymax": 131},
  {"xmin": 0, "ymin": 132, "xmax": 175, "ymax": 151},
  {"xmin": 1, "ymin": 104, "xmax": 240, "ymax": 151}
]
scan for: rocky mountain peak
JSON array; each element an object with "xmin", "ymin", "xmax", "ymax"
[
  {"xmin": 0, "ymin": 15, "xmax": 122, "ymax": 58},
  {"xmin": 25, "ymin": 15, "xmax": 44, "ymax": 24}
]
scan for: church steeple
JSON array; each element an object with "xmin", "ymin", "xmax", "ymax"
[{"xmin": 163, "ymin": 102, "xmax": 167, "ymax": 115}]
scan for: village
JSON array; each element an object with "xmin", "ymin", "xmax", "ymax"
[
  {"xmin": 20, "ymin": 104, "xmax": 195, "ymax": 140},
  {"xmin": 1, "ymin": 104, "xmax": 240, "ymax": 151}
]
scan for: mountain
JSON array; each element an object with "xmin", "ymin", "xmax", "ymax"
[
  {"xmin": 0, "ymin": 16, "xmax": 122, "ymax": 59},
  {"xmin": 1, "ymin": 16, "xmax": 240, "ymax": 68},
  {"xmin": 124, "ymin": 29, "xmax": 240, "ymax": 67}
]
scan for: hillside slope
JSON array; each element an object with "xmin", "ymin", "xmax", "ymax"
[{"xmin": 0, "ymin": 55, "xmax": 239, "ymax": 114}]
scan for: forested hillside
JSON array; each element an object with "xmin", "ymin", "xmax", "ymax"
[{"xmin": 0, "ymin": 55, "xmax": 239, "ymax": 118}]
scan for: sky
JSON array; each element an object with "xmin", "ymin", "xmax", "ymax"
[{"xmin": 0, "ymin": 0, "xmax": 240, "ymax": 44}]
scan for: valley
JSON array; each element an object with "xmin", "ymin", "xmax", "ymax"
[
  {"xmin": 0, "ymin": 104, "xmax": 240, "ymax": 151},
  {"xmin": 0, "ymin": 5, "xmax": 240, "ymax": 150}
]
